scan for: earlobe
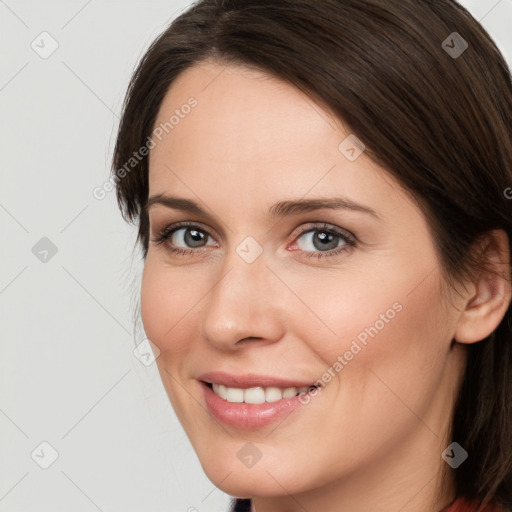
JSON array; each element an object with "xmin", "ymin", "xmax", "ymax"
[{"xmin": 454, "ymin": 229, "xmax": 511, "ymax": 345}]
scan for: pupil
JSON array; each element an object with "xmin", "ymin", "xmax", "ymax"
[
  {"xmin": 314, "ymin": 231, "xmax": 337, "ymax": 251},
  {"xmin": 185, "ymin": 229, "xmax": 205, "ymax": 247}
]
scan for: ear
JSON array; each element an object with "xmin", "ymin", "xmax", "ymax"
[{"xmin": 454, "ymin": 229, "xmax": 511, "ymax": 344}]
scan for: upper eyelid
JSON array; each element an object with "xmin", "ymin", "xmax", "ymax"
[
  {"xmin": 160, "ymin": 221, "xmax": 218, "ymax": 239},
  {"xmin": 294, "ymin": 223, "xmax": 354, "ymax": 239}
]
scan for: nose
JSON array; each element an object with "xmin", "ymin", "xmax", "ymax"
[{"xmin": 199, "ymin": 248, "xmax": 286, "ymax": 351}]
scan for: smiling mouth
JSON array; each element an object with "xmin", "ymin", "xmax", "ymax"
[{"xmin": 203, "ymin": 381, "xmax": 319, "ymax": 404}]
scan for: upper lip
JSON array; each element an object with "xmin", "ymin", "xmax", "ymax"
[{"xmin": 198, "ymin": 371, "xmax": 316, "ymax": 389}]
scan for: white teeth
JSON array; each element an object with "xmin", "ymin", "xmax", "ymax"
[
  {"xmin": 265, "ymin": 386, "xmax": 284, "ymax": 402},
  {"xmin": 244, "ymin": 387, "xmax": 266, "ymax": 404},
  {"xmin": 210, "ymin": 383, "xmax": 315, "ymax": 403},
  {"xmin": 216, "ymin": 384, "xmax": 227, "ymax": 400},
  {"xmin": 282, "ymin": 387, "xmax": 297, "ymax": 398},
  {"xmin": 225, "ymin": 387, "xmax": 244, "ymax": 403}
]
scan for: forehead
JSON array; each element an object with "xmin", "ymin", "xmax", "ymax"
[
  {"xmin": 151, "ymin": 61, "xmax": 338, "ymax": 178},
  {"xmin": 147, "ymin": 60, "xmax": 417, "ymax": 223},
  {"xmin": 151, "ymin": 60, "xmax": 343, "ymax": 155}
]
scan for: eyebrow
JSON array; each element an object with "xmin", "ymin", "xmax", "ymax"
[{"xmin": 145, "ymin": 194, "xmax": 381, "ymax": 221}]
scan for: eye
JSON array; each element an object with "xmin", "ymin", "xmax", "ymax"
[
  {"xmin": 291, "ymin": 223, "xmax": 356, "ymax": 260},
  {"xmin": 151, "ymin": 221, "xmax": 356, "ymax": 260},
  {"xmin": 150, "ymin": 222, "xmax": 217, "ymax": 255}
]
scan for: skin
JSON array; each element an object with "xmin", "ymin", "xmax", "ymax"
[{"xmin": 140, "ymin": 60, "xmax": 511, "ymax": 512}]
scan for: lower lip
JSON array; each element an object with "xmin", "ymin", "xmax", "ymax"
[{"xmin": 201, "ymin": 381, "xmax": 312, "ymax": 429}]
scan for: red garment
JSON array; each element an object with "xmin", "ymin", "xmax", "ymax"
[
  {"xmin": 442, "ymin": 497, "xmax": 503, "ymax": 512},
  {"xmin": 237, "ymin": 497, "xmax": 506, "ymax": 511}
]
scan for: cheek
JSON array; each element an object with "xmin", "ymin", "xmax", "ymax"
[
  {"xmin": 140, "ymin": 262, "xmax": 166, "ymax": 344},
  {"xmin": 295, "ymin": 261, "xmax": 451, "ymax": 402},
  {"xmin": 279, "ymin": 272, "xmax": 452, "ymax": 478},
  {"xmin": 275, "ymin": 268, "xmax": 408, "ymax": 368},
  {"xmin": 140, "ymin": 257, "xmax": 198, "ymax": 357},
  {"xmin": 140, "ymin": 258, "xmax": 206, "ymax": 423},
  {"xmin": 320, "ymin": 270, "xmax": 451, "ymax": 436}
]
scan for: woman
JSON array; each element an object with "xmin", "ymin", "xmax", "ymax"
[{"xmin": 111, "ymin": 0, "xmax": 512, "ymax": 510}]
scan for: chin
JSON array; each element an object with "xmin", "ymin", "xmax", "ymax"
[{"xmin": 196, "ymin": 448, "xmax": 318, "ymax": 498}]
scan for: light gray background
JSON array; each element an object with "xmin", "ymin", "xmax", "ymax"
[{"xmin": 1, "ymin": 1, "xmax": 511, "ymax": 511}]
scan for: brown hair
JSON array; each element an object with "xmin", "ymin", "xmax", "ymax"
[{"xmin": 112, "ymin": 0, "xmax": 512, "ymax": 509}]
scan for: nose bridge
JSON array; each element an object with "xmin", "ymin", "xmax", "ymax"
[{"xmin": 200, "ymin": 242, "xmax": 285, "ymax": 348}]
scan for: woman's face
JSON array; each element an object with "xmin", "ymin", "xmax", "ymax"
[{"xmin": 141, "ymin": 60, "xmax": 466, "ymax": 501}]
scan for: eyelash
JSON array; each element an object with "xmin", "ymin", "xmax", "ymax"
[{"xmin": 150, "ymin": 221, "xmax": 356, "ymax": 260}]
